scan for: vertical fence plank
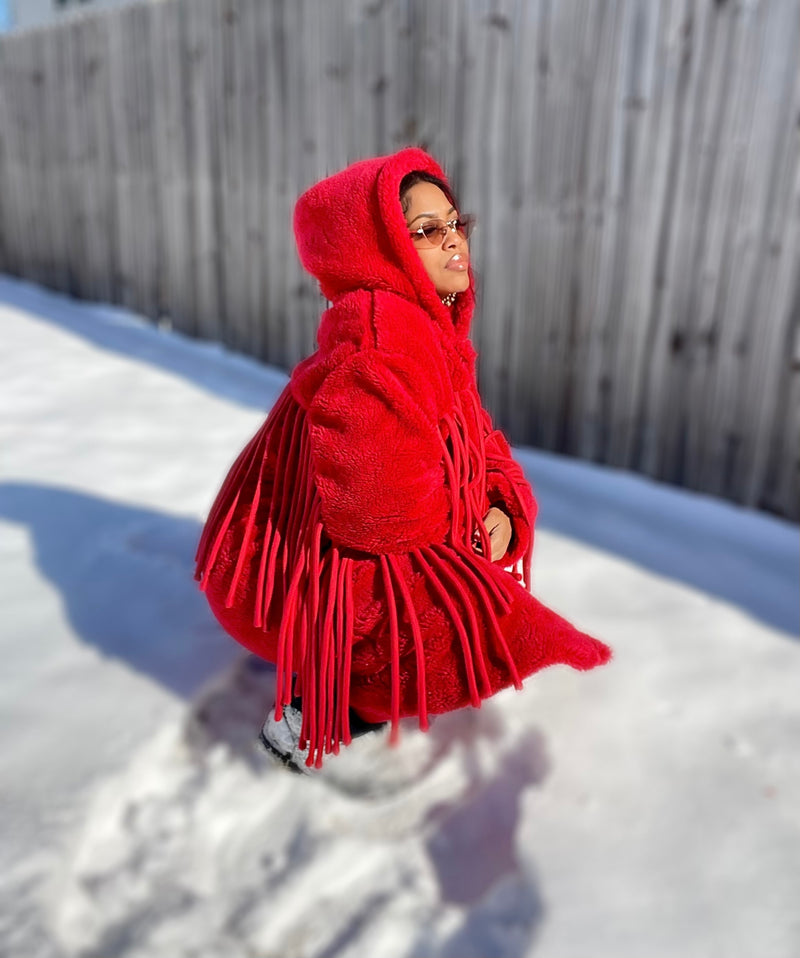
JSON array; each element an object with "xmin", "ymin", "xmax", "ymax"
[
  {"xmin": 506, "ymin": 0, "xmax": 549, "ymax": 441},
  {"xmin": 537, "ymin": 0, "xmax": 581, "ymax": 451},
  {"xmin": 20, "ymin": 32, "xmax": 48, "ymax": 287},
  {"xmin": 455, "ymin": 0, "xmax": 488, "ymax": 266},
  {"xmin": 623, "ymin": 0, "xmax": 692, "ymax": 470},
  {"xmin": 254, "ymin": 0, "xmax": 277, "ymax": 361},
  {"xmin": 214, "ymin": 0, "xmax": 247, "ymax": 350},
  {"xmin": 185, "ymin": 0, "xmax": 223, "ymax": 343},
  {"xmin": 470, "ymin": 0, "xmax": 514, "ymax": 417},
  {"xmin": 557, "ymin": 0, "xmax": 621, "ymax": 457},
  {"xmin": 688, "ymin": 1, "xmax": 755, "ymax": 493},
  {"xmin": 260, "ymin": 0, "xmax": 288, "ymax": 366},
  {"xmin": 0, "ymin": 40, "xmax": 8, "ymax": 273},
  {"xmin": 664, "ymin": 0, "xmax": 738, "ymax": 485},
  {"xmin": 632, "ymin": 0, "xmax": 709, "ymax": 477},
  {"xmin": 278, "ymin": 0, "xmax": 301, "ymax": 365},
  {"xmin": 770, "ymin": 272, "xmax": 800, "ymax": 517},
  {"xmin": 293, "ymin": 0, "xmax": 327, "ymax": 354},
  {"xmin": 382, "ymin": 0, "xmax": 413, "ymax": 153},
  {"xmin": 737, "ymin": 1, "xmax": 800, "ymax": 507},
  {"xmin": 282, "ymin": 0, "xmax": 310, "ymax": 365},
  {"xmin": 122, "ymin": 3, "xmax": 160, "ymax": 320},
  {"xmin": 573, "ymin": 0, "xmax": 627, "ymax": 462},
  {"xmin": 238, "ymin": 0, "xmax": 266, "ymax": 358},
  {"xmin": 702, "ymin": 0, "xmax": 794, "ymax": 505},
  {"xmin": 40, "ymin": 24, "xmax": 72, "ymax": 292},
  {"xmin": 151, "ymin": 0, "xmax": 192, "ymax": 333},
  {"xmin": 7, "ymin": 33, "xmax": 43, "ymax": 283},
  {"xmin": 106, "ymin": 6, "xmax": 135, "ymax": 310},
  {"xmin": 76, "ymin": 13, "xmax": 113, "ymax": 303},
  {"xmin": 503, "ymin": 0, "xmax": 541, "ymax": 437},
  {"xmin": 58, "ymin": 19, "xmax": 88, "ymax": 298}
]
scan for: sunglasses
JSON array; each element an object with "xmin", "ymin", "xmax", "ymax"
[{"xmin": 408, "ymin": 214, "xmax": 476, "ymax": 248}]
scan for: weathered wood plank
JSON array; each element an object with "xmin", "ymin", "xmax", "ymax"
[
  {"xmin": 184, "ymin": 0, "xmax": 223, "ymax": 343},
  {"xmin": 574, "ymin": 0, "xmax": 627, "ymax": 462},
  {"xmin": 150, "ymin": 0, "xmax": 192, "ymax": 332},
  {"xmin": 468, "ymin": 0, "xmax": 512, "ymax": 417},
  {"xmin": 260, "ymin": 0, "xmax": 289, "ymax": 366},
  {"xmin": 738, "ymin": 1, "xmax": 800, "ymax": 508},
  {"xmin": 237, "ymin": 0, "xmax": 265, "ymax": 358},
  {"xmin": 19, "ymin": 31, "xmax": 50, "ymax": 288},
  {"xmin": 214, "ymin": 0, "xmax": 247, "ymax": 350},
  {"xmin": 75, "ymin": 14, "xmax": 113, "ymax": 303}
]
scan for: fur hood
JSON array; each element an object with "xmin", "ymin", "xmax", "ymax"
[{"xmin": 293, "ymin": 147, "xmax": 476, "ymax": 341}]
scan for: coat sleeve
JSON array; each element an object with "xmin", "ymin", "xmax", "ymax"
[
  {"xmin": 480, "ymin": 406, "xmax": 538, "ymax": 566},
  {"xmin": 306, "ymin": 349, "xmax": 451, "ymax": 554}
]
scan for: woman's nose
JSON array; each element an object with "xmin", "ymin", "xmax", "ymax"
[{"xmin": 443, "ymin": 227, "xmax": 464, "ymax": 250}]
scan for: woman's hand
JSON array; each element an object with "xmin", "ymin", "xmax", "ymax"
[{"xmin": 472, "ymin": 506, "xmax": 513, "ymax": 562}]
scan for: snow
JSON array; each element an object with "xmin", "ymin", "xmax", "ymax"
[{"xmin": 1, "ymin": 272, "xmax": 798, "ymax": 958}]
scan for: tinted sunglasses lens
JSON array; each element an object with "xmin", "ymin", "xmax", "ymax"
[
  {"xmin": 420, "ymin": 223, "xmax": 445, "ymax": 245},
  {"xmin": 457, "ymin": 216, "xmax": 475, "ymax": 240}
]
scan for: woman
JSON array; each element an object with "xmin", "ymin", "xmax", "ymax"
[{"xmin": 194, "ymin": 147, "xmax": 611, "ymax": 772}]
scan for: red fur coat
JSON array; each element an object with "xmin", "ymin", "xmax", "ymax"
[{"xmin": 195, "ymin": 147, "xmax": 611, "ymax": 768}]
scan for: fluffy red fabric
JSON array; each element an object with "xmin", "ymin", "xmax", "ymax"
[{"xmin": 195, "ymin": 148, "xmax": 611, "ymax": 767}]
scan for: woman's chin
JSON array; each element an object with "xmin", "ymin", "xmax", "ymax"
[{"xmin": 438, "ymin": 275, "xmax": 471, "ymax": 297}]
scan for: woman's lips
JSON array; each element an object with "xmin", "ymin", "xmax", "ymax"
[{"xmin": 445, "ymin": 255, "xmax": 469, "ymax": 271}]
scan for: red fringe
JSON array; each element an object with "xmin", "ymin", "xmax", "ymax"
[
  {"xmin": 332, "ymin": 554, "xmax": 346, "ymax": 753},
  {"xmin": 379, "ymin": 554, "xmax": 402, "ymax": 745},
  {"xmin": 410, "ymin": 546, "xmax": 481, "ymax": 708},
  {"xmin": 341, "ymin": 558, "xmax": 354, "ymax": 746},
  {"xmin": 463, "ymin": 389, "xmax": 534, "ymax": 592},
  {"xmin": 386, "ymin": 553, "xmax": 429, "ymax": 731},
  {"xmin": 195, "ymin": 386, "xmax": 535, "ymax": 766}
]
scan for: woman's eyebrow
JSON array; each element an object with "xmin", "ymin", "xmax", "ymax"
[{"xmin": 407, "ymin": 206, "xmax": 456, "ymax": 225}]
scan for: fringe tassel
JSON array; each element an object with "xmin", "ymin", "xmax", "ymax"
[
  {"xmin": 341, "ymin": 557, "xmax": 355, "ymax": 746},
  {"xmin": 379, "ymin": 554, "xmax": 402, "ymax": 745},
  {"xmin": 385, "ymin": 553, "xmax": 429, "ymax": 732},
  {"xmin": 322, "ymin": 547, "xmax": 339, "ymax": 756},
  {"xmin": 253, "ymin": 398, "xmax": 298, "ymax": 627},
  {"xmin": 303, "ymin": 515, "xmax": 323, "ymax": 766},
  {"xmin": 225, "ymin": 431, "xmax": 270, "ymax": 607},
  {"xmin": 196, "ymin": 385, "xmax": 534, "ymax": 766},
  {"xmin": 411, "ymin": 546, "xmax": 481, "ymax": 708},
  {"xmin": 444, "ymin": 400, "xmax": 491, "ymax": 560},
  {"xmin": 423, "ymin": 544, "xmax": 492, "ymax": 698},
  {"xmin": 196, "ymin": 443, "xmax": 257, "ymax": 599},
  {"xmin": 463, "ymin": 388, "xmax": 535, "ymax": 593},
  {"xmin": 332, "ymin": 551, "xmax": 347, "ymax": 754},
  {"xmin": 445, "ymin": 544, "xmax": 523, "ymax": 690},
  {"xmin": 273, "ymin": 541, "xmax": 304, "ymax": 719},
  {"xmin": 195, "ymin": 388, "xmax": 293, "ymax": 584}
]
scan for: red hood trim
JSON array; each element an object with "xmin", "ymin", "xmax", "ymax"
[{"xmin": 293, "ymin": 147, "xmax": 475, "ymax": 342}]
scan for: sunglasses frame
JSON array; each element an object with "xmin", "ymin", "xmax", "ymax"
[{"xmin": 408, "ymin": 214, "xmax": 476, "ymax": 248}]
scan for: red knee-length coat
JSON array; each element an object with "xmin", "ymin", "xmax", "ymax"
[{"xmin": 195, "ymin": 148, "xmax": 611, "ymax": 768}]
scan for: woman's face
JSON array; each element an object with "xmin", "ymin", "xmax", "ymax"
[{"xmin": 402, "ymin": 182, "xmax": 470, "ymax": 298}]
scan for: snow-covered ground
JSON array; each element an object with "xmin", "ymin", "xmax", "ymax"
[{"xmin": 1, "ymin": 273, "xmax": 798, "ymax": 958}]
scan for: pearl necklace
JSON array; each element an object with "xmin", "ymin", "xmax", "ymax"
[{"xmin": 440, "ymin": 292, "xmax": 457, "ymax": 307}]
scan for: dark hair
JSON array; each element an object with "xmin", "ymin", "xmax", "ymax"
[{"xmin": 399, "ymin": 170, "xmax": 459, "ymax": 215}]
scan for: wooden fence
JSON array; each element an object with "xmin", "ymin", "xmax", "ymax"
[{"xmin": 1, "ymin": 0, "xmax": 798, "ymax": 520}]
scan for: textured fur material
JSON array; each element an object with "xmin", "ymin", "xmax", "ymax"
[{"xmin": 195, "ymin": 148, "xmax": 611, "ymax": 768}]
